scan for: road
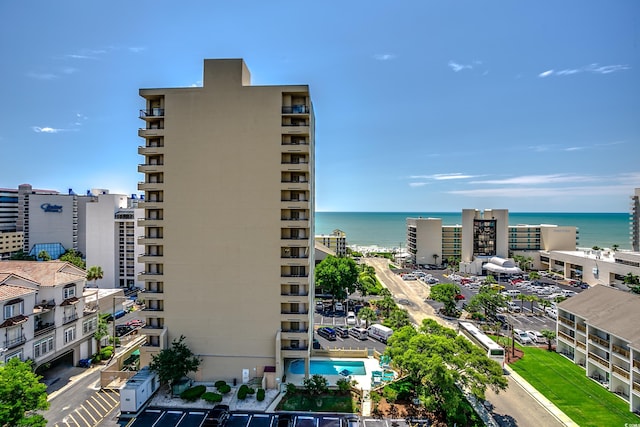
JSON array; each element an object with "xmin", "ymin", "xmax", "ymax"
[{"xmin": 364, "ymin": 257, "xmax": 564, "ymax": 427}]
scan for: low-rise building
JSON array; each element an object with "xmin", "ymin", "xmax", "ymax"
[
  {"xmin": 0, "ymin": 261, "xmax": 98, "ymax": 368},
  {"xmin": 557, "ymin": 285, "xmax": 640, "ymax": 413},
  {"xmin": 315, "ymin": 229, "xmax": 347, "ymax": 257}
]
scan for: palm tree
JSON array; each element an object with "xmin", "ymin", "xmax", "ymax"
[
  {"xmin": 86, "ymin": 266, "xmax": 104, "ymax": 288},
  {"xmin": 612, "ymin": 244, "xmax": 619, "ymax": 252},
  {"xmin": 38, "ymin": 250, "xmax": 51, "ymax": 261},
  {"xmin": 523, "ymin": 294, "xmax": 539, "ymax": 314},
  {"xmin": 541, "ymin": 329, "xmax": 556, "ymax": 351},
  {"xmin": 357, "ymin": 307, "xmax": 378, "ymax": 328}
]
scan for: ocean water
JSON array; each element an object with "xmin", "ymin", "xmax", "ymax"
[{"xmin": 315, "ymin": 212, "xmax": 631, "ymax": 250}]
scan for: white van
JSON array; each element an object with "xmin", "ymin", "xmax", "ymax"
[
  {"xmin": 505, "ymin": 289, "xmax": 521, "ymax": 298},
  {"xmin": 348, "ymin": 327, "xmax": 368, "ymax": 340},
  {"xmin": 368, "ymin": 324, "xmax": 393, "ymax": 344}
]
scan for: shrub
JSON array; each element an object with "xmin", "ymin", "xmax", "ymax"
[
  {"xmin": 247, "ymin": 387, "xmax": 255, "ymax": 395},
  {"xmin": 285, "ymin": 383, "xmax": 297, "ymax": 395},
  {"xmin": 202, "ymin": 392, "xmax": 223, "ymax": 403},
  {"xmin": 100, "ymin": 348, "xmax": 113, "ymax": 359},
  {"xmin": 256, "ymin": 388, "xmax": 265, "ymax": 401},
  {"xmin": 336, "ymin": 378, "xmax": 352, "ymax": 394},
  {"xmin": 181, "ymin": 385, "xmax": 206, "ymax": 401},
  {"xmin": 237, "ymin": 385, "xmax": 248, "ymax": 400},
  {"xmin": 216, "ymin": 383, "xmax": 231, "ymax": 394},
  {"xmin": 214, "ymin": 380, "xmax": 227, "ymax": 388},
  {"xmin": 382, "ymin": 385, "xmax": 398, "ymax": 403}
]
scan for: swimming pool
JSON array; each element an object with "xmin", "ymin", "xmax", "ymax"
[{"xmin": 288, "ymin": 359, "xmax": 367, "ymax": 376}]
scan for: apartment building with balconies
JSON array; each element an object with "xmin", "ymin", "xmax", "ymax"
[
  {"xmin": 556, "ymin": 285, "xmax": 640, "ymax": 413},
  {"xmin": 136, "ymin": 59, "xmax": 314, "ymax": 382},
  {"xmin": 315, "ymin": 229, "xmax": 347, "ymax": 258},
  {"xmin": 0, "ymin": 261, "xmax": 98, "ymax": 367}
]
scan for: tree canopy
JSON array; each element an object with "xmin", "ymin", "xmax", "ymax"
[
  {"xmin": 429, "ymin": 283, "xmax": 460, "ymax": 317},
  {"xmin": 59, "ymin": 249, "xmax": 86, "ymax": 269},
  {"xmin": 314, "ymin": 256, "xmax": 359, "ymax": 302},
  {"xmin": 623, "ymin": 273, "xmax": 640, "ymax": 294},
  {"xmin": 86, "ymin": 266, "xmax": 104, "ymax": 287},
  {"xmin": 149, "ymin": 335, "xmax": 201, "ymax": 387},
  {"xmin": 0, "ymin": 358, "xmax": 49, "ymax": 427},
  {"xmin": 385, "ymin": 319, "xmax": 507, "ymax": 424}
]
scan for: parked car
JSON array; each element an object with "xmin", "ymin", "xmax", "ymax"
[
  {"xmin": 526, "ymin": 330, "xmax": 546, "ymax": 344},
  {"xmin": 454, "ymin": 293, "xmax": 465, "ymax": 300},
  {"xmin": 346, "ymin": 311, "xmax": 357, "ymax": 325},
  {"xmin": 277, "ymin": 414, "xmax": 294, "ymax": 427},
  {"xmin": 202, "ymin": 405, "xmax": 230, "ymax": 427},
  {"xmin": 334, "ymin": 326, "xmax": 349, "ymax": 338},
  {"xmin": 507, "ymin": 301, "xmax": 521, "ymax": 313},
  {"xmin": 342, "ymin": 416, "xmax": 360, "ymax": 427},
  {"xmin": 514, "ymin": 329, "xmax": 532, "ymax": 345},
  {"xmin": 334, "ymin": 302, "xmax": 344, "ymax": 312},
  {"xmin": 317, "ymin": 327, "xmax": 337, "ymax": 341},
  {"xmin": 545, "ymin": 307, "xmax": 557, "ymax": 319}
]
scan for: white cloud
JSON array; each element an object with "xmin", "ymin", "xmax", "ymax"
[
  {"xmin": 448, "ymin": 61, "xmax": 473, "ymax": 72},
  {"xmin": 128, "ymin": 47, "xmax": 146, "ymax": 53},
  {"xmin": 448, "ymin": 185, "xmax": 631, "ymax": 198},
  {"xmin": 470, "ymin": 174, "xmax": 598, "ymax": 185},
  {"xmin": 564, "ymin": 146, "xmax": 585, "ymax": 151},
  {"xmin": 409, "ymin": 182, "xmax": 428, "ymax": 187},
  {"xmin": 32, "ymin": 126, "xmax": 62, "ymax": 133},
  {"xmin": 539, "ymin": 63, "xmax": 630, "ymax": 78},
  {"xmin": 410, "ymin": 173, "xmax": 478, "ymax": 180},
  {"xmin": 27, "ymin": 72, "xmax": 58, "ymax": 80},
  {"xmin": 373, "ymin": 54, "xmax": 396, "ymax": 61}
]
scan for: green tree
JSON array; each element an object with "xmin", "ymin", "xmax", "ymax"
[
  {"xmin": 623, "ymin": 272, "xmax": 640, "ymax": 294},
  {"xmin": 303, "ymin": 373, "xmax": 329, "ymax": 396},
  {"xmin": 86, "ymin": 266, "xmax": 104, "ymax": 287},
  {"xmin": 522, "ymin": 294, "xmax": 539, "ymax": 314},
  {"xmin": 93, "ymin": 317, "xmax": 110, "ymax": 353},
  {"xmin": 37, "ymin": 250, "xmax": 51, "ymax": 261},
  {"xmin": 385, "ymin": 320, "xmax": 507, "ymax": 424},
  {"xmin": 9, "ymin": 250, "xmax": 35, "ymax": 261},
  {"xmin": 541, "ymin": 329, "xmax": 556, "ymax": 351},
  {"xmin": 429, "ymin": 283, "xmax": 460, "ymax": 317},
  {"xmin": 0, "ymin": 358, "xmax": 49, "ymax": 427},
  {"xmin": 467, "ymin": 286, "xmax": 507, "ymax": 318},
  {"xmin": 357, "ymin": 306, "xmax": 378, "ymax": 328},
  {"xmin": 356, "ymin": 264, "xmax": 382, "ymax": 296},
  {"xmin": 375, "ymin": 294, "xmax": 397, "ymax": 318},
  {"xmin": 612, "ymin": 244, "xmax": 619, "ymax": 252},
  {"xmin": 149, "ymin": 335, "xmax": 201, "ymax": 388},
  {"xmin": 315, "ymin": 256, "xmax": 359, "ymax": 305},
  {"xmin": 384, "ymin": 308, "xmax": 411, "ymax": 330},
  {"xmin": 59, "ymin": 249, "xmax": 86, "ymax": 269},
  {"xmin": 528, "ymin": 271, "xmax": 541, "ymax": 280}
]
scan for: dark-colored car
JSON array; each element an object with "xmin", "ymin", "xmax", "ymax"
[
  {"xmin": 277, "ymin": 414, "xmax": 294, "ymax": 427},
  {"xmin": 317, "ymin": 327, "xmax": 337, "ymax": 341},
  {"xmin": 341, "ymin": 416, "xmax": 359, "ymax": 427},
  {"xmin": 202, "ymin": 404, "xmax": 229, "ymax": 427}
]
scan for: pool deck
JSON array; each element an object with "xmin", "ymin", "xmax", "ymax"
[{"xmin": 285, "ymin": 356, "xmax": 387, "ymax": 392}]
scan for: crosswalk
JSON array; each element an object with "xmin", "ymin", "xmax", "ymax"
[{"xmin": 52, "ymin": 389, "xmax": 120, "ymax": 427}]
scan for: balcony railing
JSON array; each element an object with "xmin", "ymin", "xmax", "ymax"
[
  {"xmin": 140, "ymin": 108, "xmax": 165, "ymax": 118},
  {"xmin": 558, "ymin": 331, "xmax": 575, "ymax": 343},
  {"xmin": 588, "ymin": 352, "xmax": 610, "ymax": 368},
  {"xmin": 589, "ymin": 333, "xmax": 610, "ymax": 348},
  {"xmin": 633, "ymin": 359, "xmax": 640, "ymax": 370},
  {"xmin": 282, "ymin": 105, "xmax": 309, "ymax": 114},
  {"xmin": 576, "ymin": 341, "xmax": 586, "ymax": 350},
  {"xmin": 281, "ymin": 310, "xmax": 309, "ymax": 315},
  {"xmin": 634, "ymin": 381, "xmax": 640, "ymax": 393},
  {"xmin": 282, "ymin": 141, "xmax": 308, "ymax": 145},
  {"xmin": 281, "ymin": 255, "xmax": 309, "ymax": 259},
  {"xmin": 558, "ymin": 316, "xmax": 575, "ymax": 327},
  {"xmin": 281, "ymin": 273, "xmax": 309, "ymax": 278},
  {"xmin": 280, "ymin": 291, "xmax": 309, "ymax": 296},
  {"xmin": 4, "ymin": 335, "xmax": 26, "ymax": 349},
  {"xmin": 282, "ymin": 123, "xmax": 308, "ymax": 127},
  {"xmin": 612, "ymin": 343, "xmax": 630, "ymax": 358},
  {"xmin": 281, "ymin": 328, "xmax": 309, "ymax": 333},
  {"xmin": 613, "ymin": 365, "xmax": 630, "ymax": 379},
  {"xmin": 576, "ymin": 324, "xmax": 586, "ymax": 332},
  {"xmin": 281, "ymin": 217, "xmax": 308, "ymax": 221},
  {"xmin": 63, "ymin": 313, "xmax": 78, "ymax": 324},
  {"xmin": 34, "ymin": 323, "xmax": 55, "ymax": 337},
  {"xmin": 281, "ymin": 345, "xmax": 309, "ymax": 351}
]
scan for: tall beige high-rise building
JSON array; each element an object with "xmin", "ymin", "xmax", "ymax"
[{"xmin": 136, "ymin": 59, "xmax": 315, "ymax": 383}]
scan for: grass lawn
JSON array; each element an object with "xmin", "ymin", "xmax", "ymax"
[
  {"xmin": 276, "ymin": 393, "xmax": 356, "ymax": 413},
  {"xmin": 510, "ymin": 345, "xmax": 639, "ymax": 427}
]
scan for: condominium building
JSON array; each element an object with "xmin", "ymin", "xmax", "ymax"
[
  {"xmin": 631, "ymin": 188, "xmax": 640, "ymax": 252},
  {"xmin": 407, "ymin": 209, "xmax": 577, "ymax": 274},
  {"xmin": 315, "ymin": 229, "xmax": 347, "ymax": 258},
  {"xmin": 136, "ymin": 59, "xmax": 315, "ymax": 383},
  {"xmin": 0, "ymin": 261, "xmax": 98, "ymax": 367},
  {"xmin": 556, "ymin": 285, "xmax": 640, "ymax": 413}
]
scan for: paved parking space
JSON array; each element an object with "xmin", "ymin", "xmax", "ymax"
[{"xmin": 52, "ymin": 389, "xmax": 120, "ymax": 427}]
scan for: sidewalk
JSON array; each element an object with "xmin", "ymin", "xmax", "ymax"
[{"xmin": 503, "ymin": 365, "xmax": 579, "ymax": 427}]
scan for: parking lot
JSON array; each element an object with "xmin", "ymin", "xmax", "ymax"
[{"xmin": 124, "ymin": 411, "xmax": 421, "ymax": 427}]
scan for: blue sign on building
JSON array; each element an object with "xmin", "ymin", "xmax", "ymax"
[{"xmin": 40, "ymin": 203, "xmax": 63, "ymax": 213}]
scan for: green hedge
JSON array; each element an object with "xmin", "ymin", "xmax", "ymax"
[
  {"xmin": 217, "ymin": 384, "xmax": 231, "ymax": 394},
  {"xmin": 256, "ymin": 388, "xmax": 265, "ymax": 401},
  {"xmin": 237, "ymin": 384, "xmax": 249, "ymax": 400},
  {"xmin": 202, "ymin": 392, "xmax": 223, "ymax": 403},
  {"xmin": 214, "ymin": 380, "xmax": 227, "ymax": 388},
  {"xmin": 181, "ymin": 385, "xmax": 206, "ymax": 401}
]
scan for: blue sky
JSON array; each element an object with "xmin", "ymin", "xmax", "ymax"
[{"xmin": 1, "ymin": 1, "xmax": 638, "ymax": 212}]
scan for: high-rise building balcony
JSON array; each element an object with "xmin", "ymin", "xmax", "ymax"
[
  {"xmin": 137, "ymin": 218, "xmax": 163, "ymax": 227},
  {"xmin": 138, "ymin": 236, "xmax": 163, "ymax": 245},
  {"xmin": 281, "ymin": 329, "xmax": 310, "ymax": 340},
  {"xmin": 281, "ymin": 105, "xmax": 309, "ymax": 114},
  {"xmin": 138, "ymin": 163, "xmax": 164, "ymax": 174},
  {"xmin": 138, "ymin": 145, "xmax": 165, "ymax": 156},
  {"xmin": 282, "ymin": 125, "xmax": 309, "ymax": 135},
  {"xmin": 138, "ymin": 181, "xmax": 164, "ymax": 192},
  {"xmin": 138, "ymin": 128, "xmax": 165, "ymax": 138},
  {"xmin": 280, "ymin": 219, "xmax": 309, "ymax": 229},
  {"xmin": 138, "ymin": 253, "xmax": 165, "ymax": 263},
  {"xmin": 136, "ymin": 200, "xmax": 163, "ymax": 210},
  {"xmin": 281, "ymin": 181, "xmax": 309, "ymax": 192},
  {"xmin": 3, "ymin": 335, "xmax": 26, "ymax": 349},
  {"xmin": 281, "ymin": 163, "xmax": 309, "ymax": 173},
  {"xmin": 140, "ymin": 108, "xmax": 165, "ymax": 119}
]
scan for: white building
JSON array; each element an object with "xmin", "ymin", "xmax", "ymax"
[
  {"xmin": 315, "ymin": 229, "xmax": 347, "ymax": 257},
  {"xmin": 557, "ymin": 285, "xmax": 640, "ymax": 413},
  {"xmin": 0, "ymin": 261, "xmax": 98, "ymax": 367}
]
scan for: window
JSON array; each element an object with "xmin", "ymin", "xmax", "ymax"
[
  {"xmin": 33, "ymin": 336, "xmax": 54, "ymax": 358},
  {"xmin": 64, "ymin": 327, "xmax": 76, "ymax": 343},
  {"xmin": 83, "ymin": 317, "xmax": 97, "ymax": 334},
  {"xmin": 4, "ymin": 300, "xmax": 23, "ymax": 319},
  {"xmin": 5, "ymin": 350, "xmax": 23, "ymax": 363},
  {"xmin": 63, "ymin": 285, "xmax": 76, "ymax": 299}
]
